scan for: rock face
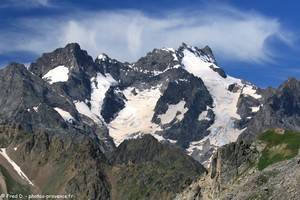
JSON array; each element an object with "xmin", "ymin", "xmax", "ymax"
[
  {"xmin": 101, "ymin": 86, "xmax": 126, "ymax": 123},
  {"xmin": 0, "ymin": 63, "xmax": 77, "ymax": 133},
  {"xmin": 29, "ymin": 43, "xmax": 98, "ymax": 78},
  {"xmin": 176, "ymin": 156, "xmax": 300, "ymax": 200},
  {"xmin": 0, "ymin": 61, "xmax": 115, "ymax": 199},
  {"xmin": 29, "ymin": 43, "xmax": 99, "ymax": 101},
  {"xmin": 0, "ymin": 46, "xmax": 114, "ymax": 199},
  {"xmin": 110, "ymin": 135, "xmax": 206, "ymax": 200},
  {"xmin": 240, "ymin": 78, "xmax": 300, "ymax": 142},
  {"xmin": 152, "ymin": 69, "xmax": 214, "ymax": 148}
]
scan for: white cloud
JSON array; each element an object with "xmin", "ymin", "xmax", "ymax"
[
  {"xmin": 0, "ymin": 6, "xmax": 295, "ymax": 63},
  {"xmin": 33, "ymin": 0, "xmax": 49, "ymax": 6},
  {"xmin": 1, "ymin": 0, "xmax": 50, "ymax": 7}
]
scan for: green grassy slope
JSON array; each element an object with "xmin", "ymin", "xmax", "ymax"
[{"xmin": 257, "ymin": 130, "xmax": 300, "ymax": 170}]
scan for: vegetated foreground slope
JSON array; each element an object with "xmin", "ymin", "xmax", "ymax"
[
  {"xmin": 176, "ymin": 129, "xmax": 300, "ymax": 200},
  {"xmin": 257, "ymin": 130, "xmax": 300, "ymax": 170}
]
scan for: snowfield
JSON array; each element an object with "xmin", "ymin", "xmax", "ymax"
[
  {"xmin": 198, "ymin": 110, "xmax": 210, "ymax": 121},
  {"xmin": 108, "ymin": 87, "xmax": 162, "ymax": 146},
  {"xmin": 157, "ymin": 100, "xmax": 187, "ymax": 124},
  {"xmin": 43, "ymin": 65, "xmax": 69, "ymax": 84},
  {"xmin": 74, "ymin": 100, "xmax": 102, "ymax": 124}
]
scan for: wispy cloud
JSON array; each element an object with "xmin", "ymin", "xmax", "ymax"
[
  {"xmin": 1, "ymin": 0, "xmax": 50, "ymax": 8},
  {"xmin": 0, "ymin": 5, "xmax": 295, "ymax": 63}
]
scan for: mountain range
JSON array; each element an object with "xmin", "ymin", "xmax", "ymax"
[{"xmin": 0, "ymin": 43, "xmax": 299, "ymax": 199}]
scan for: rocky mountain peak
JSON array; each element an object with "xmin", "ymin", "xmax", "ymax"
[
  {"xmin": 132, "ymin": 47, "xmax": 179, "ymax": 75},
  {"xmin": 270, "ymin": 78, "xmax": 300, "ymax": 115},
  {"xmin": 64, "ymin": 42, "xmax": 81, "ymax": 51},
  {"xmin": 96, "ymin": 53, "xmax": 109, "ymax": 62},
  {"xmin": 178, "ymin": 43, "xmax": 217, "ymax": 64},
  {"xmin": 279, "ymin": 77, "xmax": 300, "ymax": 91},
  {"xmin": 29, "ymin": 43, "xmax": 97, "ymax": 77},
  {"xmin": 0, "ymin": 62, "xmax": 36, "ymax": 92},
  {"xmin": 201, "ymin": 45, "xmax": 215, "ymax": 61},
  {"xmin": 3, "ymin": 62, "xmax": 27, "ymax": 73}
]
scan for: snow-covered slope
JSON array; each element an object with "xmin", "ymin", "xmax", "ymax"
[
  {"xmin": 182, "ymin": 49, "xmax": 243, "ymax": 146},
  {"xmin": 157, "ymin": 100, "xmax": 187, "ymax": 125},
  {"xmin": 0, "ymin": 148, "xmax": 34, "ymax": 186},
  {"xmin": 42, "ymin": 65, "xmax": 69, "ymax": 84},
  {"xmin": 90, "ymin": 73, "xmax": 117, "ymax": 120},
  {"xmin": 173, "ymin": 46, "xmax": 260, "ymax": 165},
  {"xmin": 108, "ymin": 86, "xmax": 162, "ymax": 145},
  {"xmin": 54, "ymin": 107, "xmax": 74, "ymax": 123}
]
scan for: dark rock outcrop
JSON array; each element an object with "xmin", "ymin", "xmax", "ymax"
[
  {"xmin": 110, "ymin": 135, "xmax": 207, "ymax": 200},
  {"xmin": 152, "ymin": 69, "xmax": 214, "ymax": 147},
  {"xmin": 101, "ymin": 87, "xmax": 126, "ymax": 123}
]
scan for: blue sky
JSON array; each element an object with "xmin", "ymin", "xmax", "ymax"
[{"xmin": 1, "ymin": 0, "xmax": 300, "ymax": 87}]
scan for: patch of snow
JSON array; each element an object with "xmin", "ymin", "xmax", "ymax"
[
  {"xmin": 162, "ymin": 47, "xmax": 175, "ymax": 52},
  {"xmin": 97, "ymin": 54, "xmax": 108, "ymax": 61},
  {"xmin": 108, "ymin": 87, "xmax": 162, "ymax": 146},
  {"xmin": 152, "ymin": 63, "xmax": 181, "ymax": 76},
  {"xmin": 127, "ymin": 64, "xmax": 134, "ymax": 69},
  {"xmin": 157, "ymin": 100, "xmax": 187, "ymax": 124},
  {"xmin": 0, "ymin": 148, "xmax": 34, "ymax": 186},
  {"xmin": 33, "ymin": 104, "xmax": 40, "ymax": 112},
  {"xmin": 152, "ymin": 68, "xmax": 170, "ymax": 76},
  {"xmin": 42, "ymin": 65, "xmax": 69, "ymax": 84},
  {"xmin": 74, "ymin": 101, "xmax": 102, "ymax": 124},
  {"xmin": 186, "ymin": 139, "xmax": 217, "ymax": 168},
  {"xmin": 53, "ymin": 107, "xmax": 74, "ymax": 123},
  {"xmin": 198, "ymin": 110, "xmax": 210, "ymax": 121},
  {"xmin": 251, "ymin": 106, "xmax": 260, "ymax": 113},
  {"xmin": 178, "ymin": 78, "xmax": 188, "ymax": 82},
  {"xmin": 172, "ymin": 53, "xmax": 179, "ymax": 61},
  {"xmin": 24, "ymin": 63, "xmax": 30, "ymax": 69},
  {"xmin": 13, "ymin": 147, "xmax": 17, "ymax": 151},
  {"xmin": 242, "ymin": 85, "xmax": 262, "ymax": 99},
  {"xmin": 162, "ymin": 47, "xmax": 178, "ymax": 62},
  {"xmin": 90, "ymin": 73, "xmax": 117, "ymax": 120},
  {"xmin": 122, "ymin": 132, "xmax": 176, "ymax": 145}
]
